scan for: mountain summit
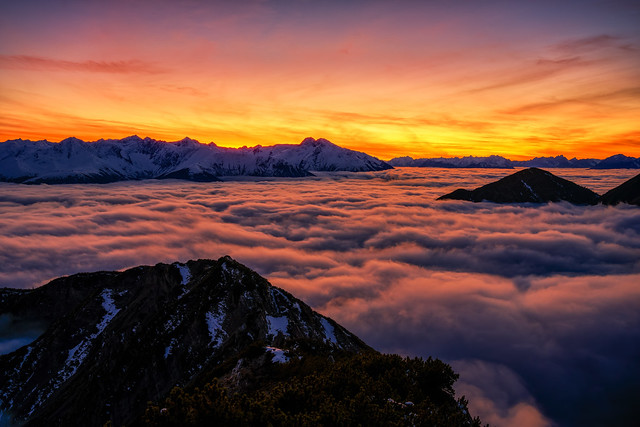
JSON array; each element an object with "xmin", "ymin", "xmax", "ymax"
[
  {"xmin": 0, "ymin": 257, "xmax": 369, "ymax": 425},
  {"xmin": 438, "ymin": 167, "xmax": 600, "ymax": 204},
  {"xmin": 0, "ymin": 257, "xmax": 480, "ymax": 426},
  {"xmin": 0, "ymin": 137, "xmax": 391, "ymax": 184}
]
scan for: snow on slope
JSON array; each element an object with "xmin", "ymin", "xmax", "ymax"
[{"xmin": 0, "ymin": 136, "xmax": 391, "ymax": 183}]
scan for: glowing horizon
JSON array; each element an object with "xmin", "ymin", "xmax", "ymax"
[{"xmin": 1, "ymin": 0, "xmax": 639, "ymax": 160}]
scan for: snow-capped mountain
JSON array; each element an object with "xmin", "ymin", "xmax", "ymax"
[
  {"xmin": 512, "ymin": 155, "xmax": 600, "ymax": 168},
  {"xmin": 388, "ymin": 154, "xmax": 632, "ymax": 169},
  {"xmin": 0, "ymin": 257, "xmax": 370, "ymax": 426},
  {"xmin": 0, "ymin": 136, "xmax": 392, "ymax": 184},
  {"xmin": 388, "ymin": 155, "xmax": 513, "ymax": 168}
]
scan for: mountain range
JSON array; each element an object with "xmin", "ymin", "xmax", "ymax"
[
  {"xmin": 438, "ymin": 168, "xmax": 640, "ymax": 205},
  {"xmin": 0, "ymin": 257, "xmax": 480, "ymax": 426},
  {"xmin": 0, "ymin": 136, "xmax": 391, "ymax": 184},
  {"xmin": 389, "ymin": 154, "xmax": 640, "ymax": 169}
]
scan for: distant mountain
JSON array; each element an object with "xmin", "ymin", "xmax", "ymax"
[
  {"xmin": 600, "ymin": 173, "xmax": 640, "ymax": 206},
  {"xmin": 512, "ymin": 155, "xmax": 600, "ymax": 168},
  {"xmin": 0, "ymin": 257, "xmax": 480, "ymax": 426},
  {"xmin": 388, "ymin": 155, "xmax": 513, "ymax": 168},
  {"xmin": 437, "ymin": 167, "xmax": 600, "ymax": 205},
  {"xmin": 389, "ymin": 154, "xmax": 634, "ymax": 169},
  {"xmin": 0, "ymin": 136, "xmax": 392, "ymax": 184},
  {"xmin": 592, "ymin": 154, "xmax": 640, "ymax": 169}
]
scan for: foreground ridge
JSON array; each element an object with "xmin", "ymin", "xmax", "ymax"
[{"xmin": 0, "ymin": 257, "xmax": 480, "ymax": 426}]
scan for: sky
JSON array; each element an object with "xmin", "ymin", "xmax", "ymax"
[
  {"xmin": 1, "ymin": 0, "xmax": 639, "ymax": 159},
  {"xmin": 1, "ymin": 169, "xmax": 640, "ymax": 426}
]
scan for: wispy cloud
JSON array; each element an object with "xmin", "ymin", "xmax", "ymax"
[{"xmin": 0, "ymin": 55, "xmax": 163, "ymax": 74}]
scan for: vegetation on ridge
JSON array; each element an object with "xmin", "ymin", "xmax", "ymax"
[{"xmin": 142, "ymin": 345, "xmax": 483, "ymax": 427}]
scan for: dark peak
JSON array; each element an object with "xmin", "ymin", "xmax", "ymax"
[
  {"xmin": 0, "ymin": 256, "xmax": 369, "ymax": 426},
  {"xmin": 438, "ymin": 167, "xmax": 600, "ymax": 205},
  {"xmin": 300, "ymin": 137, "xmax": 336, "ymax": 147},
  {"xmin": 120, "ymin": 135, "xmax": 144, "ymax": 143},
  {"xmin": 59, "ymin": 136, "xmax": 85, "ymax": 144},
  {"xmin": 174, "ymin": 136, "xmax": 200, "ymax": 145},
  {"xmin": 600, "ymin": 172, "xmax": 640, "ymax": 206}
]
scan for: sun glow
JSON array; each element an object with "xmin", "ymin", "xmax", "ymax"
[{"xmin": 1, "ymin": 1, "xmax": 639, "ymax": 159}]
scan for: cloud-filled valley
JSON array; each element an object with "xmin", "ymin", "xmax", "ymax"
[{"xmin": 1, "ymin": 167, "xmax": 639, "ymax": 426}]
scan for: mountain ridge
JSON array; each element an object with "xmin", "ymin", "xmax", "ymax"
[
  {"xmin": 0, "ymin": 136, "xmax": 391, "ymax": 184},
  {"xmin": 389, "ymin": 154, "xmax": 638, "ymax": 169},
  {"xmin": 0, "ymin": 257, "xmax": 370, "ymax": 425},
  {"xmin": 437, "ymin": 167, "xmax": 639, "ymax": 205},
  {"xmin": 0, "ymin": 257, "xmax": 481, "ymax": 426}
]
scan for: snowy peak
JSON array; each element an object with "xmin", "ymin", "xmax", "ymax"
[
  {"xmin": 0, "ymin": 257, "xmax": 369, "ymax": 426},
  {"xmin": 0, "ymin": 136, "xmax": 391, "ymax": 184}
]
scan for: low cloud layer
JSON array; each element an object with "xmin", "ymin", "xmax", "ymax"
[{"xmin": 1, "ymin": 168, "xmax": 639, "ymax": 425}]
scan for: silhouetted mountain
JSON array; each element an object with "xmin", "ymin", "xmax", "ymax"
[
  {"xmin": 600, "ymin": 173, "xmax": 640, "ymax": 206},
  {"xmin": 592, "ymin": 154, "xmax": 640, "ymax": 169},
  {"xmin": 388, "ymin": 155, "xmax": 513, "ymax": 168},
  {"xmin": 388, "ymin": 155, "xmax": 607, "ymax": 168},
  {"xmin": 0, "ymin": 257, "xmax": 369, "ymax": 425},
  {"xmin": 0, "ymin": 257, "xmax": 480, "ymax": 427},
  {"xmin": 0, "ymin": 137, "xmax": 391, "ymax": 184},
  {"xmin": 437, "ymin": 168, "xmax": 600, "ymax": 204}
]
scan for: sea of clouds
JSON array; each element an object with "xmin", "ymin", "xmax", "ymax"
[{"xmin": 1, "ymin": 168, "xmax": 639, "ymax": 426}]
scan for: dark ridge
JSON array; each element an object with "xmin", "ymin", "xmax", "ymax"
[
  {"xmin": 0, "ymin": 257, "xmax": 482, "ymax": 426},
  {"xmin": 438, "ymin": 167, "xmax": 600, "ymax": 205},
  {"xmin": 600, "ymin": 172, "xmax": 640, "ymax": 206}
]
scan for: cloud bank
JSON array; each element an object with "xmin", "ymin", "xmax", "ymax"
[{"xmin": 1, "ymin": 167, "xmax": 639, "ymax": 426}]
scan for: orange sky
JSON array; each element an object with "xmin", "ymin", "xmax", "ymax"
[{"xmin": 1, "ymin": 0, "xmax": 639, "ymax": 160}]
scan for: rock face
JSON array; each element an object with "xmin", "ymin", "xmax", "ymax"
[
  {"xmin": 0, "ymin": 136, "xmax": 392, "ymax": 184},
  {"xmin": 0, "ymin": 257, "xmax": 369, "ymax": 426},
  {"xmin": 437, "ymin": 167, "xmax": 600, "ymax": 204},
  {"xmin": 600, "ymin": 173, "xmax": 640, "ymax": 206}
]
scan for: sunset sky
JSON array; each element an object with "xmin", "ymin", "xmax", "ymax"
[{"xmin": 1, "ymin": 0, "xmax": 639, "ymax": 159}]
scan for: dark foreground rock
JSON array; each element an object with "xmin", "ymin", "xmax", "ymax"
[{"xmin": 0, "ymin": 257, "xmax": 480, "ymax": 427}]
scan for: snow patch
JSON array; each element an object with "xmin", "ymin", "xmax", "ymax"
[
  {"xmin": 164, "ymin": 338, "xmax": 177, "ymax": 359},
  {"xmin": 320, "ymin": 317, "xmax": 338, "ymax": 345},
  {"xmin": 60, "ymin": 289, "xmax": 121, "ymax": 382},
  {"xmin": 205, "ymin": 310, "xmax": 226, "ymax": 348},
  {"xmin": 266, "ymin": 315, "xmax": 289, "ymax": 337},
  {"xmin": 175, "ymin": 263, "xmax": 191, "ymax": 285},
  {"xmin": 265, "ymin": 346, "xmax": 289, "ymax": 364},
  {"xmin": 521, "ymin": 180, "xmax": 539, "ymax": 200}
]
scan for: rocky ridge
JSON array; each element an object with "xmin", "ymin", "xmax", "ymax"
[{"xmin": 0, "ymin": 257, "xmax": 369, "ymax": 426}]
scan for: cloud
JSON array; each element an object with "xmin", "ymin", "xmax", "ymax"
[
  {"xmin": 1, "ymin": 168, "xmax": 639, "ymax": 425},
  {"xmin": 0, "ymin": 55, "xmax": 163, "ymax": 74}
]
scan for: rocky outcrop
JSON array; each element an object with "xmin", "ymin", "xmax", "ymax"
[{"xmin": 0, "ymin": 257, "xmax": 369, "ymax": 426}]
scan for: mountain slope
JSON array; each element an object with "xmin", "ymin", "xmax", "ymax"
[
  {"xmin": 0, "ymin": 136, "xmax": 391, "ymax": 184},
  {"xmin": 0, "ymin": 257, "xmax": 370, "ymax": 426},
  {"xmin": 437, "ymin": 168, "xmax": 600, "ymax": 204},
  {"xmin": 592, "ymin": 154, "xmax": 640, "ymax": 169},
  {"xmin": 600, "ymin": 172, "xmax": 640, "ymax": 206}
]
